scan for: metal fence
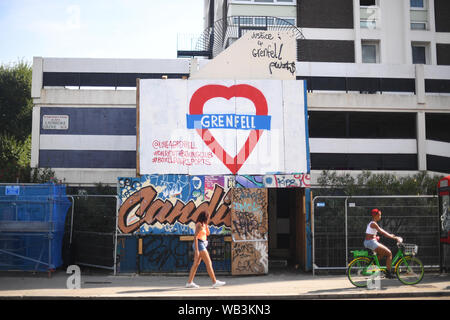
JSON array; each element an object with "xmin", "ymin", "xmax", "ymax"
[
  {"xmin": 63, "ymin": 193, "xmax": 442, "ymax": 276},
  {"xmin": 0, "ymin": 183, "xmax": 72, "ymax": 273},
  {"xmin": 312, "ymin": 195, "xmax": 440, "ymax": 275},
  {"xmin": 65, "ymin": 195, "xmax": 118, "ymax": 274}
]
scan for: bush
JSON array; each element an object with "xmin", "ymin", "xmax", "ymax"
[{"xmin": 317, "ymin": 170, "xmax": 444, "ymax": 196}]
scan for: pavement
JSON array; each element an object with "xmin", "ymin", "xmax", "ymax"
[{"xmin": 1, "ymin": 269, "xmax": 449, "ymax": 300}]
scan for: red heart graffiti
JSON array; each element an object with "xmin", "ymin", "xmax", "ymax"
[{"xmin": 189, "ymin": 84, "xmax": 268, "ymax": 174}]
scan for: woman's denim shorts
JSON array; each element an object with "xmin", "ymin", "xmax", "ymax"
[
  {"xmin": 192, "ymin": 239, "xmax": 208, "ymax": 252},
  {"xmin": 364, "ymin": 239, "xmax": 379, "ymax": 251}
]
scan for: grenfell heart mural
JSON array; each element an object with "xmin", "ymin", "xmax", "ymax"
[{"xmin": 138, "ymin": 79, "xmax": 309, "ymax": 176}]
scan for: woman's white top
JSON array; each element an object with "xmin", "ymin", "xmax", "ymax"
[{"xmin": 366, "ymin": 221, "xmax": 378, "ymax": 235}]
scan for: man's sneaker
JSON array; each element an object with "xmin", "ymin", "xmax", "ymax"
[
  {"xmin": 212, "ymin": 280, "xmax": 226, "ymax": 288},
  {"xmin": 186, "ymin": 282, "xmax": 200, "ymax": 288},
  {"xmin": 384, "ymin": 271, "xmax": 396, "ymax": 279}
]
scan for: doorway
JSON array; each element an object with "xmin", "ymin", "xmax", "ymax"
[{"xmin": 268, "ymin": 188, "xmax": 306, "ymax": 270}]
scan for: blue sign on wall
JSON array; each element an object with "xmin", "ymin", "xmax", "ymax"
[{"xmin": 5, "ymin": 186, "xmax": 20, "ymax": 195}]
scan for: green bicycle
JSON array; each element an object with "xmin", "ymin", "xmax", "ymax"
[{"xmin": 347, "ymin": 242, "xmax": 424, "ymax": 287}]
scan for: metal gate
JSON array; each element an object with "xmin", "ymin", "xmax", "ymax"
[
  {"xmin": 312, "ymin": 195, "xmax": 440, "ymax": 275},
  {"xmin": 67, "ymin": 195, "xmax": 119, "ymax": 273}
]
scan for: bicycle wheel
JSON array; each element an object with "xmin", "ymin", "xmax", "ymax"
[
  {"xmin": 396, "ymin": 256, "xmax": 424, "ymax": 285},
  {"xmin": 347, "ymin": 257, "xmax": 380, "ymax": 288}
]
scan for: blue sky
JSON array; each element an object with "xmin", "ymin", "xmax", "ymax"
[{"xmin": 0, "ymin": 0, "xmax": 205, "ymax": 65}]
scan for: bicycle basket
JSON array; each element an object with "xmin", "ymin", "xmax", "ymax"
[
  {"xmin": 351, "ymin": 250, "xmax": 369, "ymax": 257},
  {"xmin": 403, "ymin": 243, "xmax": 418, "ymax": 255}
]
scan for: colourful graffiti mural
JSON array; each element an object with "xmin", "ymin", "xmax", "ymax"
[
  {"xmin": 117, "ymin": 173, "xmax": 310, "ymax": 235},
  {"xmin": 263, "ymin": 173, "xmax": 311, "ymax": 188},
  {"xmin": 117, "ymin": 174, "xmax": 312, "ymax": 272},
  {"xmin": 231, "ymin": 188, "xmax": 269, "ymax": 275},
  {"xmin": 118, "ymin": 175, "xmax": 232, "ymax": 235}
]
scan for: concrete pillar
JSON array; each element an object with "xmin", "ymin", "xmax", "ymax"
[
  {"xmin": 189, "ymin": 58, "xmax": 199, "ymax": 78},
  {"xmin": 415, "ymin": 64, "xmax": 426, "ymax": 104},
  {"xmin": 416, "ymin": 111, "xmax": 427, "ymax": 171},
  {"xmin": 429, "ymin": 0, "xmax": 437, "ymax": 65},
  {"xmin": 30, "ymin": 106, "xmax": 40, "ymax": 168},
  {"xmin": 353, "ymin": 0, "xmax": 362, "ymax": 63},
  {"xmin": 403, "ymin": 0, "xmax": 412, "ymax": 64},
  {"xmin": 31, "ymin": 57, "xmax": 43, "ymax": 99}
]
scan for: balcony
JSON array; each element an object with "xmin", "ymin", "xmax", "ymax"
[
  {"xmin": 360, "ymin": 6, "xmax": 379, "ymax": 29},
  {"xmin": 410, "ymin": 8, "xmax": 428, "ymax": 30},
  {"xmin": 176, "ymin": 33, "xmax": 212, "ymax": 59}
]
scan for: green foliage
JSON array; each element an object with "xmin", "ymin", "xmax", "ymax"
[
  {"xmin": 30, "ymin": 167, "xmax": 63, "ymax": 184},
  {"xmin": 317, "ymin": 170, "xmax": 444, "ymax": 196},
  {"xmin": 0, "ymin": 61, "xmax": 33, "ymax": 182},
  {"xmin": 0, "ymin": 134, "xmax": 31, "ymax": 182},
  {"xmin": 0, "ymin": 60, "xmax": 33, "ymax": 140},
  {"xmin": 0, "ymin": 61, "xmax": 60, "ymax": 184}
]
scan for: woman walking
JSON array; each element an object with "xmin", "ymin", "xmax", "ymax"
[{"xmin": 186, "ymin": 212, "xmax": 226, "ymax": 288}]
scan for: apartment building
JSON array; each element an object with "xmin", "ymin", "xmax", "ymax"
[
  {"xmin": 28, "ymin": 0, "xmax": 450, "ymax": 273},
  {"xmin": 202, "ymin": 0, "xmax": 450, "ymax": 176},
  {"xmin": 31, "ymin": 0, "xmax": 449, "ymax": 187}
]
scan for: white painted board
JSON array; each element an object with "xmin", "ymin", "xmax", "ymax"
[{"xmin": 138, "ymin": 79, "xmax": 308, "ymax": 175}]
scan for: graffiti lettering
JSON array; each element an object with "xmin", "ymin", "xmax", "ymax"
[
  {"xmin": 441, "ymin": 196, "xmax": 449, "ymax": 232},
  {"xmin": 233, "ymin": 211, "xmax": 265, "ymax": 239},
  {"xmin": 252, "ymin": 43, "xmax": 283, "ymax": 60},
  {"xmin": 118, "ymin": 184, "xmax": 231, "ymax": 234},
  {"xmin": 251, "ymin": 32, "xmax": 274, "ymax": 41},
  {"xmin": 151, "ymin": 139, "xmax": 209, "ymax": 167},
  {"xmin": 233, "ymin": 202, "xmax": 261, "ymax": 213},
  {"xmin": 234, "ymin": 175, "xmax": 264, "ymax": 188},
  {"xmin": 152, "ymin": 140, "xmax": 197, "ymax": 149},
  {"xmin": 232, "ymin": 242, "xmax": 268, "ymax": 274},
  {"xmin": 142, "ymin": 236, "xmax": 187, "ymax": 271},
  {"xmin": 264, "ymin": 173, "xmax": 311, "ymax": 188},
  {"xmin": 152, "ymin": 156, "xmax": 212, "ymax": 166},
  {"xmin": 233, "ymin": 188, "xmax": 267, "ymax": 208},
  {"xmin": 250, "ymin": 33, "xmax": 296, "ymax": 77},
  {"xmin": 269, "ymin": 60, "xmax": 296, "ymax": 75}
]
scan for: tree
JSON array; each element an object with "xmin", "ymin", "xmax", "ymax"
[
  {"xmin": 316, "ymin": 170, "xmax": 444, "ymax": 196},
  {"xmin": 0, "ymin": 61, "xmax": 33, "ymax": 182},
  {"xmin": 0, "ymin": 61, "xmax": 58, "ymax": 183},
  {"xmin": 0, "ymin": 61, "xmax": 33, "ymax": 140},
  {"xmin": 0, "ymin": 134, "xmax": 31, "ymax": 182}
]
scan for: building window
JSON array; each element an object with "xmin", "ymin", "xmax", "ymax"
[
  {"xmin": 231, "ymin": 0, "xmax": 295, "ymax": 3},
  {"xmin": 411, "ymin": 22, "xmax": 427, "ymax": 30},
  {"xmin": 426, "ymin": 113, "xmax": 450, "ymax": 143},
  {"xmin": 360, "ymin": 0, "xmax": 376, "ymax": 6},
  {"xmin": 308, "ymin": 111, "xmax": 416, "ymax": 139},
  {"xmin": 232, "ymin": 16, "xmax": 295, "ymax": 26},
  {"xmin": 410, "ymin": 0, "xmax": 428, "ymax": 29},
  {"xmin": 437, "ymin": 43, "xmax": 450, "ymax": 65},
  {"xmin": 308, "ymin": 111, "xmax": 347, "ymax": 138},
  {"xmin": 310, "ymin": 154, "xmax": 418, "ymax": 171},
  {"xmin": 362, "ymin": 41, "xmax": 379, "ymax": 63},
  {"xmin": 361, "ymin": 20, "xmax": 377, "ymax": 29},
  {"xmin": 412, "ymin": 44, "xmax": 427, "ymax": 64},
  {"xmin": 410, "ymin": 0, "xmax": 425, "ymax": 9},
  {"xmin": 360, "ymin": 0, "xmax": 378, "ymax": 29}
]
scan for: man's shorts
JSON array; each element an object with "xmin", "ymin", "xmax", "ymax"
[
  {"xmin": 364, "ymin": 239, "xmax": 379, "ymax": 251},
  {"xmin": 192, "ymin": 239, "xmax": 208, "ymax": 252}
]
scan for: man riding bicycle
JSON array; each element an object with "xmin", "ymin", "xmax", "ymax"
[{"xmin": 364, "ymin": 208, "xmax": 402, "ymax": 279}]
